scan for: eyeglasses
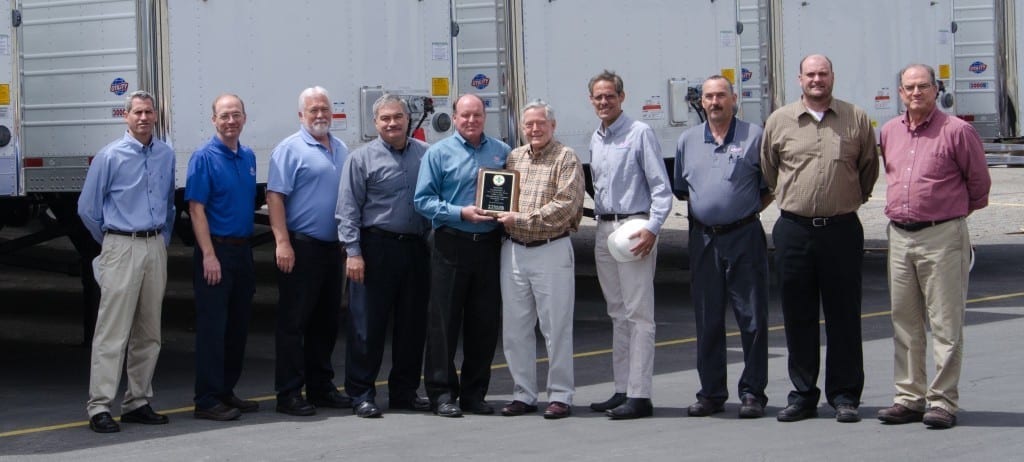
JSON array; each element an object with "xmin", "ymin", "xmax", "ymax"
[
  {"xmin": 901, "ymin": 83, "xmax": 934, "ymax": 93},
  {"xmin": 215, "ymin": 112, "xmax": 244, "ymax": 121}
]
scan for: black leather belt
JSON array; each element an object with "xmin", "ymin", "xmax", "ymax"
[
  {"xmin": 507, "ymin": 231, "xmax": 570, "ymax": 248},
  {"xmin": 597, "ymin": 212, "xmax": 648, "ymax": 221},
  {"xmin": 781, "ymin": 210, "xmax": 856, "ymax": 228},
  {"xmin": 694, "ymin": 214, "xmax": 759, "ymax": 235},
  {"xmin": 289, "ymin": 231, "xmax": 338, "ymax": 246},
  {"xmin": 437, "ymin": 226, "xmax": 502, "ymax": 242},
  {"xmin": 891, "ymin": 217, "xmax": 958, "ymax": 232},
  {"xmin": 363, "ymin": 226, "xmax": 422, "ymax": 241},
  {"xmin": 211, "ymin": 235, "xmax": 249, "ymax": 245},
  {"xmin": 106, "ymin": 228, "xmax": 161, "ymax": 238}
]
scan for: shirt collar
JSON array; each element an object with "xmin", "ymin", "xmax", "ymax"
[
  {"xmin": 900, "ymin": 105, "xmax": 941, "ymax": 131},
  {"xmin": 208, "ymin": 135, "xmax": 241, "ymax": 158},
  {"xmin": 298, "ymin": 124, "xmax": 337, "ymax": 150},
  {"xmin": 454, "ymin": 131, "xmax": 488, "ymax": 149},
  {"xmin": 123, "ymin": 131, "xmax": 153, "ymax": 151},
  {"xmin": 792, "ymin": 97, "xmax": 838, "ymax": 120},
  {"xmin": 528, "ymin": 140, "xmax": 561, "ymax": 159},
  {"xmin": 377, "ymin": 135, "xmax": 411, "ymax": 154},
  {"xmin": 597, "ymin": 112, "xmax": 631, "ymax": 138},
  {"xmin": 703, "ymin": 117, "xmax": 738, "ymax": 146}
]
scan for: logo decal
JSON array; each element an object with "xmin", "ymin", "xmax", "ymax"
[
  {"xmin": 741, "ymin": 68, "xmax": 752, "ymax": 82},
  {"xmin": 969, "ymin": 61, "xmax": 988, "ymax": 74},
  {"xmin": 109, "ymin": 77, "xmax": 129, "ymax": 95},
  {"xmin": 471, "ymin": 73, "xmax": 490, "ymax": 90}
]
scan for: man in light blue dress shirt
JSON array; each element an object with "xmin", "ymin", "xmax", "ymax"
[
  {"xmin": 586, "ymin": 71, "xmax": 673, "ymax": 420},
  {"xmin": 78, "ymin": 90, "xmax": 175, "ymax": 433}
]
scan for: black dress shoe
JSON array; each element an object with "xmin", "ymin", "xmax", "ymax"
[
  {"xmin": 354, "ymin": 401, "xmax": 383, "ymax": 418},
  {"xmin": 589, "ymin": 392, "xmax": 627, "ymax": 412},
  {"xmin": 121, "ymin": 405, "xmax": 169, "ymax": 425},
  {"xmin": 89, "ymin": 412, "xmax": 120, "ymax": 433},
  {"xmin": 276, "ymin": 396, "xmax": 316, "ymax": 416},
  {"xmin": 389, "ymin": 396, "xmax": 431, "ymax": 412},
  {"xmin": 777, "ymin": 403, "xmax": 817, "ymax": 422},
  {"xmin": 606, "ymin": 398, "xmax": 654, "ymax": 420},
  {"xmin": 307, "ymin": 390, "xmax": 353, "ymax": 409},
  {"xmin": 461, "ymin": 400, "xmax": 495, "ymax": 415},
  {"xmin": 194, "ymin": 403, "xmax": 242, "ymax": 421},
  {"xmin": 687, "ymin": 398, "xmax": 725, "ymax": 417},
  {"xmin": 835, "ymin": 404, "xmax": 861, "ymax": 423},
  {"xmin": 738, "ymin": 395, "xmax": 765, "ymax": 419},
  {"xmin": 434, "ymin": 402, "xmax": 463, "ymax": 418},
  {"xmin": 223, "ymin": 395, "xmax": 259, "ymax": 413}
]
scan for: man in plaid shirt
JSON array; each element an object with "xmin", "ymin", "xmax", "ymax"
[{"xmin": 496, "ymin": 99, "xmax": 584, "ymax": 420}]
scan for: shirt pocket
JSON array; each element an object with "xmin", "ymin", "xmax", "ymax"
[
  {"xmin": 370, "ymin": 169, "xmax": 407, "ymax": 193},
  {"xmin": 923, "ymin": 150, "xmax": 955, "ymax": 179}
]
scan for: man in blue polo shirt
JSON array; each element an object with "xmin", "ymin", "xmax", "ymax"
[
  {"xmin": 413, "ymin": 93, "xmax": 511, "ymax": 417},
  {"xmin": 674, "ymin": 75, "xmax": 771, "ymax": 419},
  {"xmin": 267, "ymin": 86, "xmax": 350, "ymax": 416},
  {"xmin": 185, "ymin": 94, "xmax": 259, "ymax": 422}
]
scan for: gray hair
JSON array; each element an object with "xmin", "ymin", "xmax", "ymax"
[
  {"xmin": 899, "ymin": 63, "xmax": 937, "ymax": 85},
  {"xmin": 125, "ymin": 90, "xmax": 155, "ymax": 112},
  {"xmin": 588, "ymin": 70, "xmax": 624, "ymax": 95},
  {"xmin": 298, "ymin": 86, "xmax": 330, "ymax": 112},
  {"xmin": 521, "ymin": 99, "xmax": 556, "ymax": 123},
  {"xmin": 372, "ymin": 93, "xmax": 410, "ymax": 118},
  {"xmin": 702, "ymin": 75, "xmax": 735, "ymax": 95}
]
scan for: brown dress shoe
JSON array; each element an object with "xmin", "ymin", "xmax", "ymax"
[
  {"xmin": 877, "ymin": 403, "xmax": 924, "ymax": 424},
  {"xmin": 922, "ymin": 407, "xmax": 957, "ymax": 429},
  {"xmin": 501, "ymin": 400, "xmax": 538, "ymax": 416},
  {"xmin": 543, "ymin": 402, "xmax": 572, "ymax": 419},
  {"xmin": 687, "ymin": 398, "xmax": 725, "ymax": 417}
]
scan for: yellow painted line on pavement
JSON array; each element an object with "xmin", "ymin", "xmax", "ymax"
[{"xmin": 3, "ymin": 290, "xmax": 1023, "ymax": 439}]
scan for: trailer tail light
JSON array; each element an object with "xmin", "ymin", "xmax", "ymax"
[
  {"xmin": 23, "ymin": 158, "xmax": 43, "ymax": 168},
  {"xmin": 958, "ymin": 114, "xmax": 976, "ymax": 122}
]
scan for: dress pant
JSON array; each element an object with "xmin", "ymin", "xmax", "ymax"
[
  {"xmin": 772, "ymin": 214, "xmax": 864, "ymax": 408},
  {"xmin": 193, "ymin": 241, "xmax": 255, "ymax": 409},
  {"xmin": 888, "ymin": 219, "xmax": 969, "ymax": 414},
  {"xmin": 344, "ymin": 232, "xmax": 430, "ymax": 405},
  {"xmin": 423, "ymin": 229, "xmax": 501, "ymax": 406},
  {"xmin": 274, "ymin": 235, "xmax": 342, "ymax": 399},
  {"xmin": 86, "ymin": 233, "xmax": 167, "ymax": 417},
  {"xmin": 594, "ymin": 220, "xmax": 656, "ymax": 399},
  {"xmin": 500, "ymin": 237, "xmax": 575, "ymax": 406},
  {"xmin": 689, "ymin": 220, "xmax": 769, "ymax": 405}
]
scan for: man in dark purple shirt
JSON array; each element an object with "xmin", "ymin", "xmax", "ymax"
[{"xmin": 877, "ymin": 64, "xmax": 991, "ymax": 429}]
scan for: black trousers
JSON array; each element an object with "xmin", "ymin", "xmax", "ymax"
[
  {"xmin": 424, "ymin": 229, "xmax": 501, "ymax": 406},
  {"xmin": 193, "ymin": 241, "xmax": 255, "ymax": 409},
  {"xmin": 274, "ymin": 235, "xmax": 342, "ymax": 399},
  {"xmin": 773, "ymin": 213, "xmax": 865, "ymax": 408},
  {"xmin": 344, "ymin": 232, "xmax": 430, "ymax": 405},
  {"xmin": 689, "ymin": 220, "xmax": 769, "ymax": 405}
]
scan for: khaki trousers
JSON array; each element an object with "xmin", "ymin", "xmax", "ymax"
[
  {"xmin": 594, "ymin": 220, "xmax": 657, "ymax": 398},
  {"xmin": 86, "ymin": 233, "xmax": 167, "ymax": 417},
  {"xmin": 887, "ymin": 218, "xmax": 969, "ymax": 414}
]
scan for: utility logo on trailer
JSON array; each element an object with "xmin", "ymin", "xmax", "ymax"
[
  {"xmin": 741, "ymin": 68, "xmax": 752, "ymax": 82},
  {"xmin": 109, "ymin": 77, "xmax": 129, "ymax": 95},
  {"xmin": 970, "ymin": 82, "xmax": 989, "ymax": 89},
  {"xmin": 969, "ymin": 61, "xmax": 988, "ymax": 74},
  {"xmin": 471, "ymin": 74, "xmax": 490, "ymax": 90}
]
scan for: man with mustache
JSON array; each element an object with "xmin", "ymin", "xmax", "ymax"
[
  {"xmin": 414, "ymin": 94, "xmax": 511, "ymax": 417},
  {"xmin": 761, "ymin": 54, "xmax": 879, "ymax": 423},
  {"xmin": 78, "ymin": 90, "xmax": 175, "ymax": 433},
  {"xmin": 876, "ymin": 64, "xmax": 990, "ymax": 429},
  {"xmin": 336, "ymin": 94, "xmax": 431, "ymax": 418},
  {"xmin": 267, "ymin": 86, "xmax": 351, "ymax": 416},
  {"xmin": 185, "ymin": 94, "xmax": 259, "ymax": 422},
  {"xmin": 673, "ymin": 76, "xmax": 771, "ymax": 419}
]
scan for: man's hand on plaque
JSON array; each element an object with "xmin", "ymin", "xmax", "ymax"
[
  {"xmin": 461, "ymin": 205, "xmax": 496, "ymax": 223},
  {"xmin": 496, "ymin": 211, "xmax": 518, "ymax": 226}
]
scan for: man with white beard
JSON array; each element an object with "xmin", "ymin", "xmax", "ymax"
[{"xmin": 267, "ymin": 86, "xmax": 351, "ymax": 416}]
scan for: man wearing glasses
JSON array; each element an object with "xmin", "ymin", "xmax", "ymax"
[
  {"xmin": 185, "ymin": 94, "xmax": 259, "ymax": 421},
  {"xmin": 876, "ymin": 64, "xmax": 990, "ymax": 429}
]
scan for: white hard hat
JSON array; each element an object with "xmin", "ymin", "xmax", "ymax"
[{"xmin": 607, "ymin": 218, "xmax": 649, "ymax": 263}]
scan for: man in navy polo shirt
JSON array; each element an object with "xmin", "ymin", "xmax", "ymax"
[
  {"xmin": 673, "ymin": 76, "xmax": 771, "ymax": 419},
  {"xmin": 267, "ymin": 86, "xmax": 351, "ymax": 416},
  {"xmin": 185, "ymin": 94, "xmax": 259, "ymax": 421}
]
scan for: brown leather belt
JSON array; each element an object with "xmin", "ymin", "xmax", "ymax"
[
  {"xmin": 507, "ymin": 231, "xmax": 570, "ymax": 248},
  {"xmin": 891, "ymin": 217, "xmax": 958, "ymax": 232}
]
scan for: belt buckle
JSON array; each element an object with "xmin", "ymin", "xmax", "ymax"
[
  {"xmin": 471, "ymin": 233, "xmax": 482, "ymax": 242},
  {"xmin": 811, "ymin": 217, "xmax": 828, "ymax": 227}
]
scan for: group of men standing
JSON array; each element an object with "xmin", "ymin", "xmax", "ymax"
[{"xmin": 76, "ymin": 54, "xmax": 990, "ymax": 433}]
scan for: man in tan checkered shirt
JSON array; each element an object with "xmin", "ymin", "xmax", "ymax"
[{"xmin": 496, "ymin": 99, "xmax": 584, "ymax": 420}]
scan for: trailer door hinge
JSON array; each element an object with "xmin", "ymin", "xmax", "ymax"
[{"xmin": 12, "ymin": 9, "xmax": 21, "ymax": 27}]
